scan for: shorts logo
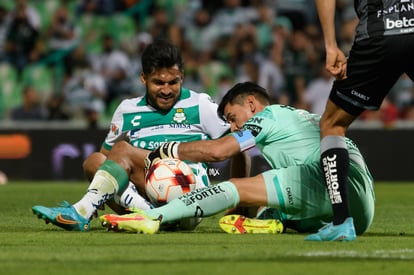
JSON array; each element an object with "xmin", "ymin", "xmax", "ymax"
[{"xmin": 351, "ymin": 90, "xmax": 370, "ymax": 101}]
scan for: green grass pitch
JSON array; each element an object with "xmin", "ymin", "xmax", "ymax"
[{"xmin": 1, "ymin": 182, "xmax": 414, "ymax": 274}]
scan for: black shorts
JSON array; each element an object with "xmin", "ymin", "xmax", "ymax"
[{"xmin": 329, "ymin": 34, "xmax": 414, "ymax": 116}]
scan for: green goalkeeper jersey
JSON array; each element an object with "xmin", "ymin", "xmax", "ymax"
[
  {"xmin": 236, "ymin": 104, "xmax": 374, "ymax": 234},
  {"xmin": 241, "ymin": 104, "xmax": 360, "ymax": 168}
]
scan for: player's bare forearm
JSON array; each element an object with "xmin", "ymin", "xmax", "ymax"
[
  {"xmin": 315, "ymin": 0, "xmax": 347, "ymax": 79},
  {"xmin": 179, "ymin": 136, "xmax": 240, "ymax": 162},
  {"xmin": 315, "ymin": 0, "xmax": 337, "ymax": 48}
]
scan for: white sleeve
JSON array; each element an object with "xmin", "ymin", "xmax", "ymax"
[
  {"xmin": 198, "ymin": 93, "xmax": 230, "ymax": 139},
  {"xmin": 103, "ymin": 100, "xmax": 129, "ymax": 149}
]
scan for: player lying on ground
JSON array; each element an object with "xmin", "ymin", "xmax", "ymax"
[{"xmin": 100, "ymin": 81, "xmax": 375, "ymax": 241}]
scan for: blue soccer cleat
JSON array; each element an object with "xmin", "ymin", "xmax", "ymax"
[
  {"xmin": 32, "ymin": 201, "xmax": 90, "ymax": 231},
  {"xmin": 304, "ymin": 217, "xmax": 356, "ymax": 241}
]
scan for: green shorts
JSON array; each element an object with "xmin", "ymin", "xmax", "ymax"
[{"xmin": 262, "ymin": 153, "xmax": 375, "ymax": 235}]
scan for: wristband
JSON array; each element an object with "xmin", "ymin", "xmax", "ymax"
[
  {"xmin": 172, "ymin": 142, "xmax": 179, "ymax": 159},
  {"xmin": 232, "ymin": 129, "xmax": 256, "ymax": 152}
]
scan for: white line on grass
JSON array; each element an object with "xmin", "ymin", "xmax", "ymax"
[{"xmin": 294, "ymin": 249, "xmax": 414, "ymax": 260}]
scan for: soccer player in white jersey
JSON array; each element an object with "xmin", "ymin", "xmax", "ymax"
[
  {"xmin": 100, "ymin": 82, "xmax": 375, "ymax": 240},
  {"xmin": 32, "ymin": 39, "xmax": 230, "ymax": 231}
]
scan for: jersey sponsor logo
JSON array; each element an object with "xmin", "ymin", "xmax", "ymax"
[
  {"xmin": 322, "ymin": 154, "xmax": 343, "ymax": 204},
  {"xmin": 151, "ymin": 125, "xmax": 165, "ymax": 130},
  {"xmin": 134, "ymin": 140, "xmax": 168, "ymax": 150},
  {"xmin": 169, "ymin": 123, "xmax": 191, "ymax": 129},
  {"xmin": 208, "ymin": 167, "xmax": 221, "ymax": 177},
  {"xmin": 243, "ymin": 124, "xmax": 262, "ymax": 136},
  {"xmin": 131, "ymin": 115, "xmax": 142, "ymax": 126},
  {"xmin": 246, "ymin": 117, "xmax": 264, "ymax": 124},
  {"xmin": 385, "ymin": 17, "xmax": 414, "ymax": 30},
  {"xmin": 179, "ymin": 185, "xmax": 227, "ymax": 206},
  {"xmin": 377, "ymin": 1, "xmax": 414, "ymax": 18}
]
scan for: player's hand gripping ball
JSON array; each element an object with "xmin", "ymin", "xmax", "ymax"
[
  {"xmin": 144, "ymin": 142, "xmax": 180, "ymax": 170},
  {"xmin": 145, "ymin": 158, "xmax": 196, "ymax": 205}
]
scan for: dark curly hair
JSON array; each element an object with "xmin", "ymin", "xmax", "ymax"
[
  {"xmin": 217, "ymin": 82, "xmax": 271, "ymax": 120},
  {"xmin": 141, "ymin": 39, "xmax": 184, "ymax": 75}
]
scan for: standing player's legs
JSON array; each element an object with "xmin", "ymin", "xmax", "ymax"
[
  {"xmin": 319, "ymin": 102, "xmax": 356, "ymax": 226},
  {"xmin": 314, "ymin": 36, "xmax": 403, "ymax": 241}
]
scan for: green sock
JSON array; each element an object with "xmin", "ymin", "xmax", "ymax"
[
  {"xmin": 145, "ymin": 181, "xmax": 240, "ymax": 223},
  {"xmin": 99, "ymin": 160, "xmax": 129, "ymax": 195},
  {"xmin": 74, "ymin": 160, "xmax": 129, "ymax": 219}
]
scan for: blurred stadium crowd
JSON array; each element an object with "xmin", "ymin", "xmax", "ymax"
[{"xmin": 0, "ymin": 0, "xmax": 413, "ymax": 128}]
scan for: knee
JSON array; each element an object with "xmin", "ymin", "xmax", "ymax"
[
  {"xmin": 111, "ymin": 140, "xmax": 131, "ymax": 152},
  {"xmin": 83, "ymin": 152, "xmax": 106, "ymax": 181}
]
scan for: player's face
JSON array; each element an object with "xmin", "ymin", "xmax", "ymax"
[
  {"xmin": 141, "ymin": 66, "xmax": 183, "ymax": 111},
  {"xmin": 223, "ymin": 102, "xmax": 254, "ymax": 132}
]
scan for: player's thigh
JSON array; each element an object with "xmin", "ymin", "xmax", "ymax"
[{"xmin": 262, "ymin": 163, "xmax": 331, "ymax": 215}]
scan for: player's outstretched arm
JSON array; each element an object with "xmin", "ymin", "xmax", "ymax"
[
  {"xmin": 178, "ymin": 135, "xmax": 241, "ymax": 162},
  {"xmin": 145, "ymin": 135, "xmax": 243, "ymax": 169}
]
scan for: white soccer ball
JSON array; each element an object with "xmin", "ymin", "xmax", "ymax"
[{"xmin": 145, "ymin": 158, "xmax": 196, "ymax": 205}]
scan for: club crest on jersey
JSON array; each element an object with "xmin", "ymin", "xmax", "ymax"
[{"xmin": 172, "ymin": 108, "xmax": 187, "ymax": 123}]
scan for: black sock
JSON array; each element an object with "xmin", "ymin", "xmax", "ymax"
[{"xmin": 321, "ymin": 148, "xmax": 350, "ymax": 225}]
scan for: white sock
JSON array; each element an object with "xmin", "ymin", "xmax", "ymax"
[
  {"xmin": 73, "ymin": 170, "xmax": 118, "ymax": 219},
  {"xmin": 113, "ymin": 182, "xmax": 151, "ymax": 210}
]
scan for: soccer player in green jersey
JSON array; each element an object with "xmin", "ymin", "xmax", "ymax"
[
  {"xmin": 32, "ymin": 39, "xmax": 231, "ymax": 231},
  {"xmin": 100, "ymin": 82, "xmax": 375, "ymax": 240}
]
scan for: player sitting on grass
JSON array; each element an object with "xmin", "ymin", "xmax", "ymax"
[
  {"xmin": 100, "ymin": 81, "xmax": 375, "ymax": 241},
  {"xmin": 31, "ymin": 39, "xmax": 232, "ymax": 232}
]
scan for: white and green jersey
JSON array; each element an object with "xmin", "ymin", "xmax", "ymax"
[{"xmin": 103, "ymin": 88, "xmax": 230, "ymax": 186}]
